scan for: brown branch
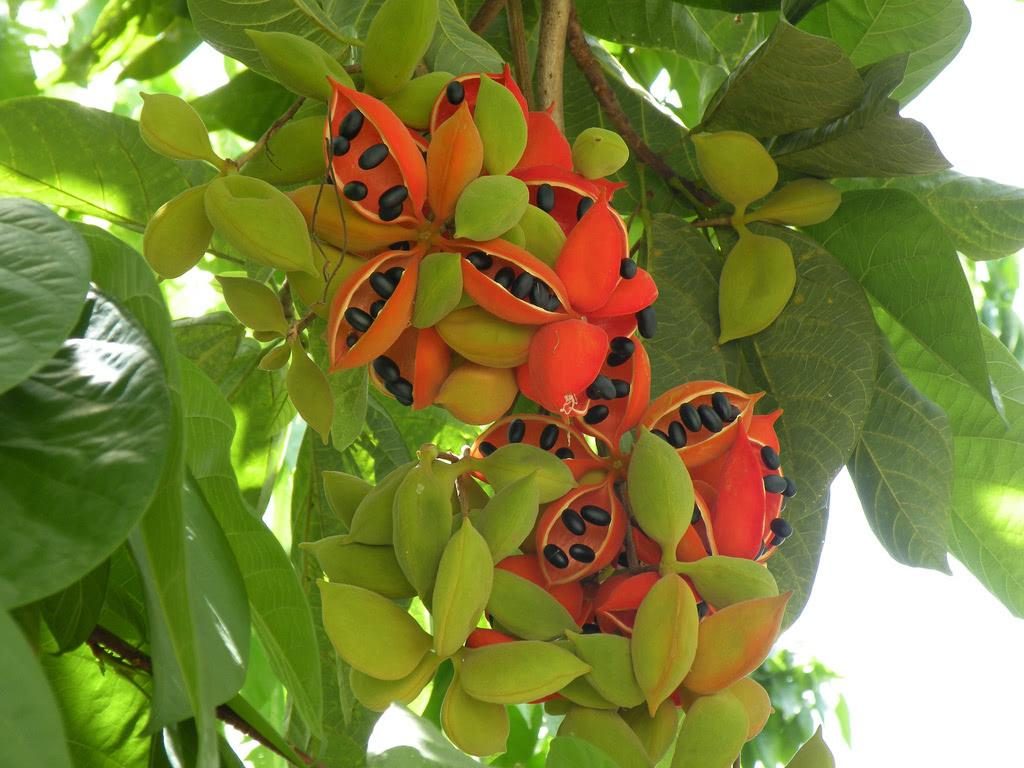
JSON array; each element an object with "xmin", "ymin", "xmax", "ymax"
[
  {"xmin": 535, "ymin": 0, "xmax": 572, "ymax": 129},
  {"xmin": 236, "ymin": 98, "xmax": 306, "ymax": 168},
  {"xmin": 216, "ymin": 704, "xmax": 316, "ymax": 766},
  {"xmin": 506, "ymin": 0, "xmax": 535, "ymax": 109},
  {"xmin": 469, "ymin": 0, "xmax": 507, "ymax": 34},
  {"xmin": 565, "ymin": 8, "xmax": 717, "ymax": 212},
  {"xmin": 693, "ymin": 216, "xmax": 731, "ymax": 228}
]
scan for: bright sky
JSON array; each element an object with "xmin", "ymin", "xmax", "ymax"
[{"xmin": 782, "ymin": 6, "xmax": 1024, "ymax": 766}]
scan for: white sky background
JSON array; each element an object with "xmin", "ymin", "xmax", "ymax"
[{"xmin": 782, "ymin": 6, "xmax": 1024, "ymax": 766}]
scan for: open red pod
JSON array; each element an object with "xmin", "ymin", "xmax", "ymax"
[
  {"xmin": 516, "ymin": 108, "xmax": 572, "ymax": 171},
  {"xmin": 429, "ymin": 64, "xmax": 528, "ymax": 133},
  {"xmin": 592, "ymin": 571, "xmax": 659, "ymax": 636},
  {"xmin": 368, "ymin": 326, "xmax": 450, "ymax": 409},
  {"xmin": 512, "ymin": 165, "xmax": 621, "ymax": 235},
  {"xmin": 470, "ymin": 414, "xmax": 606, "ymax": 481},
  {"xmin": 576, "ymin": 335, "xmax": 651, "ymax": 452}
]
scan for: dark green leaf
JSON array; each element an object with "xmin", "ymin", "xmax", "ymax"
[
  {"xmin": 806, "ymin": 189, "xmax": 994, "ymax": 408},
  {"xmin": 118, "ymin": 18, "xmax": 203, "ymax": 82},
  {"xmin": 191, "ymin": 71, "xmax": 296, "ymax": 141},
  {"xmin": 40, "ymin": 560, "xmax": 110, "ymax": 653},
  {"xmin": 323, "ymin": 0, "xmax": 383, "ymax": 35},
  {"xmin": 0, "ymin": 198, "xmax": 91, "ymax": 394},
  {"xmin": 100, "ymin": 545, "xmax": 149, "ymax": 646},
  {"xmin": 0, "ymin": 291, "xmax": 172, "ymax": 609},
  {"xmin": 679, "ymin": 0, "xmax": 778, "ymax": 9},
  {"xmin": 0, "ymin": 611, "xmax": 72, "ymax": 768},
  {"xmin": 849, "ymin": 343, "xmax": 953, "ymax": 572},
  {"xmin": 0, "ymin": 98, "xmax": 211, "ymax": 230},
  {"xmin": 173, "ymin": 312, "xmax": 247, "ymax": 385},
  {"xmin": 426, "ymin": 0, "xmax": 503, "ymax": 75},
  {"xmin": 309, "ymin": 318, "xmax": 368, "ymax": 453},
  {"xmin": 575, "ymin": 1, "xmax": 718, "ymax": 63}
]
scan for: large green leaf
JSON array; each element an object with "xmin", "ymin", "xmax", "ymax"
[
  {"xmin": 849, "ymin": 343, "xmax": 953, "ymax": 572},
  {"xmin": 0, "ymin": 291, "xmax": 172, "ymax": 609},
  {"xmin": 179, "ymin": 356, "xmax": 324, "ymax": 737},
  {"xmin": 806, "ymin": 189, "xmax": 994, "ymax": 409},
  {"xmin": 309, "ymin": 318, "xmax": 368, "ymax": 453},
  {"xmin": 0, "ymin": 198, "xmax": 90, "ymax": 394},
  {"xmin": 191, "ymin": 70, "xmax": 296, "ymax": 142},
  {"xmin": 575, "ymin": 0, "xmax": 718, "ymax": 64},
  {"xmin": 323, "ymin": 0, "xmax": 382, "ymax": 35},
  {"xmin": 426, "ymin": 0, "xmax": 503, "ymax": 75},
  {"xmin": 40, "ymin": 560, "xmax": 110, "ymax": 653},
  {"xmin": 0, "ymin": 98, "xmax": 210, "ymax": 231},
  {"xmin": 0, "ymin": 21, "xmax": 37, "ymax": 100},
  {"xmin": 800, "ymin": 0, "xmax": 970, "ymax": 103},
  {"xmin": 0, "ymin": 611, "xmax": 72, "ymax": 768},
  {"xmin": 118, "ymin": 17, "xmax": 204, "ymax": 83}
]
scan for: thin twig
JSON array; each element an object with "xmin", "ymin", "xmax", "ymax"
[
  {"xmin": 506, "ymin": 0, "xmax": 535, "ymax": 109},
  {"xmin": 216, "ymin": 704, "xmax": 316, "ymax": 766},
  {"xmin": 535, "ymin": 0, "xmax": 572, "ymax": 128},
  {"xmin": 692, "ymin": 216, "xmax": 731, "ymax": 228},
  {"xmin": 236, "ymin": 98, "xmax": 306, "ymax": 169},
  {"xmin": 280, "ymin": 280, "xmax": 295, "ymax": 323},
  {"xmin": 469, "ymin": 0, "xmax": 507, "ymax": 33}
]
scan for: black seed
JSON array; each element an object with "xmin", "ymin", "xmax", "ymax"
[
  {"xmin": 651, "ymin": 428, "xmax": 670, "ymax": 443},
  {"xmin": 507, "ymin": 418, "xmax": 525, "ymax": 443},
  {"xmin": 358, "ymin": 143, "xmax": 389, "ymax": 170},
  {"xmin": 612, "ymin": 379, "xmax": 630, "ymax": 398},
  {"xmin": 446, "ymin": 80, "xmax": 465, "ymax": 105},
  {"xmin": 343, "ymin": 180, "xmax": 367, "ymax": 201},
  {"xmin": 372, "ymin": 356, "xmax": 400, "ymax": 382},
  {"xmin": 636, "ymin": 305, "xmax": 657, "ymax": 338},
  {"xmin": 346, "ymin": 332, "xmax": 359, "ymax": 347},
  {"xmin": 580, "ymin": 505, "xmax": 611, "ymax": 526},
  {"xmin": 617, "ymin": 552, "xmax": 630, "ymax": 566},
  {"xmin": 555, "ymin": 447, "xmax": 575, "ymax": 460},
  {"xmin": 606, "ymin": 353, "xmax": 628, "ymax": 367},
  {"xmin": 697, "ymin": 601, "xmax": 709, "ymax": 618},
  {"xmin": 691, "ymin": 504, "xmax": 701, "ymax": 524},
  {"xmin": 339, "ymin": 109, "xmax": 364, "ymax": 140},
  {"xmin": 466, "ymin": 250, "xmax": 493, "ymax": 270},
  {"xmin": 511, "ymin": 272, "xmax": 535, "ymax": 299},
  {"xmin": 331, "ymin": 136, "xmax": 350, "ymax": 156},
  {"xmin": 494, "ymin": 266, "xmax": 515, "ymax": 289},
  {"xmin": 783, "ymin": 477, "xmax": 798, "ymax": 498},
  {"xmin": 770, "ymin": 535, "xmax": 786, "ymax": 547},
  {"xmin": 764, "ymin": 475, "xmax": 788, "ymax": 494},
  {"xmin": 726, "ymin": 404, "xmax": 742, "ymax": 422},
  {"xmin": 568, "ymin": 543, "xmax": 595, "ymax": 563},
  {"xmin": 561, "ymin": 509, "xmax": 586, "ymax": 536},
  {"xmin": 385, "ymin": 266, "xmax": 405, "ymax": 283},
  {"xmin": 386, "ymin": 377, "xmax": 413, "ymax": 406},
  {"xmin": 379, "ymin": 184, "xmax": 409, "ymax": 211},
  {"xmin": 668, "ymin": 421, "xmax": 687, "ymax": 448},
  {"xmin": 679, "ymin": 404, "xmax": 702, "ymax": 432},
  {"xmin": 760, "ymin": 445, "xmax": 781, "ymax": 470},
  {"xmin": 531, "ymin": 280, "xmax": 552, "ymax": 308},
  {"xmin": 584, "ymin": 405, "xmax": 609, "ymax": 424},
  {"xmin": 576, "ymin": 197, "xmax": 594, "ymax": 220},
  {"xmin": 711, "ymin": 392, "xmax": 731, "ymax": 421},
  {"xmin": 620, "ymin": 258, "xmax": 638, "ymax": 279},
  {"xmin": 379, "ymin": 204, "xmax": 402, "ymax": 222},
  {"xmin": 581, "ymin": 622, "xmax": 601, "ymax": 634},
  {"xmin": 544, "ymin": 293, "xmax": 561, "ymax": 311},
  {"xmin": 770, "ymin": 517, "xmax": 793, "ymax": 539},
  {"xmin": 390, "ymin": 241, "xmax": 411, "ymax": 251},
  {"xmin": 345, "ymin": 307, "xmax": 373, "ymax": 332},
  {"xmin": 587, "ymin": 375, "xmax": 616, "ymax": 400},
  {"xmin": 697, "ymin": 404, "xmax": 723, "ymax": 433},
  {"xmin": 479, "ymin": 441, "xmax": 496, "ymax": 456},
  {"xmin": 536, "ymin": 183, "xmax": 555, "ymax": 212},
  {"xmin": 610, "ymin": 336, "xmax": 635, "ymax": 356},
  {"xmin": 370, "ymin": 299, "xmax": 386, "ymax": 318},
  {"xmin": 543, "ymin": 544, "xmax": 569, "ymax": 569},
  {"xmin": 539, "ymin": 423, "xmax": 559, "ymax": 450},
  {"xmin": 369, "ymin": 272, "xmax": 396, "ymax": 299}
]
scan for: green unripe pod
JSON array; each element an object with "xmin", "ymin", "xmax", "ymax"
[
  {"xmin": 435, "ymin": 306, "xmax": 534, "ymax": 368},
  {"xmin": 717, "ymin": 229, "xmax": 795, "ymax": 344},
  {"xmin": 300, "ymin": 537, "xmax": 415, "ymax": 599},
  {"xmin": 384, "ymin": 72, "xmax": 454, "ymax": 130},
  {"xmin": 412, "ymin": 251, "xmax": 463, "ymax": 329},
  {"xmin": 459, "ymin": 641, "xmax": 591, "ymax": 704},
  {"xmin": 432, "ymin": 520, "xmax": 493, "ymax": 658},
  {"xmin": 517, "ymin": 205, "xmax": 565, "ymax": 266},
  {"xmin": 442, "ymin": 665, "xmax": 510, "ymax": 756},
  {"xmin": 215, "ymin": 274, "xmax": 288, "ymax": 335},
  {"xmin": 557, "ymin": 707, "xmax": 652, "ymax": 768},
  {"xmin": 670, "ymin": 691, "xmax": 748, "ymax": 768},
  {"xmin": 321, "ymin": 470, "xmax": 373, "ymax": 528},
  {"xmin": 454, "ymin": 175, "xmax": 529, "ymax": 242},
  {"xmin": 746, "ymin": 178, "xmax": 842, "ymax": 227},
  {"xmin": 572, "ymin": 127, "xmax": 629, "ymax": 179},
  {"xmin": 258, "ymin": 344, "xmax": 291, "ymax": 371},
  {"xmin": 139, "ymin": 93, "xmax": 220, "ymax": 166},
  {"xmin": 246, "ymin": 30, "xmax": 353, "ymax": 101},
  {"xmin": 362, "ymin": 0, "xmax": 439, "ymax": 97},
  {"xmin": 627, "ymin": 430, "xmax": 695, "ymax": 561},
  {"xmin": 474, "ymin": 75, "xmax": 527, "ymax": 175},
  {"xmin": 350, "ymin": 652, "xmax": 441, "ymax": 712},
  {"xmin": 477, "ymin": 444, "xmax": 576, "ymax": 503},
  {"xmin": 143, "ymin": 184, "xmax": 213, "ymax": 278},
  {"xmin": 242, "ymin": 116, "xmax": 327, "ymax": 185},
  {"xmin": 286, "ymin": 339, "xmax": 334, "ymax": 443},
  {"xmin": 486, "ymin": 568, "xmax": 578, "ymax": 640},
  {"xmin": 692, "ymin": 130, "xmax": 778, "ymax": 211}
]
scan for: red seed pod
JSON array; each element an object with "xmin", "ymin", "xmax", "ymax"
[
  {"xmin": 466, "ymin": 628, "xmax": 516, "ymax": 648},
  {"xmin": 511, "ymin": 165, "xmax": 620, "ymax": 235},
  {"xmin": 429, "ymin": 64, "xmax": 528, "ymax": 134},
  {"xmin": 470, "ymin": 414, "xmax": 605, "ymax": 481},
  {"xmin": 525, "ymin": 319, "xmax": 610, "ymax": 416},
  {"xmin": 495, "ymin": 554, "xmax": 587, "ymax": 626},
  {"xmin": 367, "ymin": 326, "xmax": 450, "ymax": 409},
  {"xmin": 554, "ymin": 193, "xmax": 630, "ymax": 314},
  {"xmin": 576, "ymin": 335, "xmax": 651, "ymax": 452},
  {"xmin": 592, "ymin": 571, "xmax": 659, "ymax": 636},
  {"xmin": 589, "ymin": 268, "xmax": 658, "ymax": 322},
  {"xmin": 516, "ymin": 108, "xmax": 572, "ymax": 171},
  {"xmin": 535, "ymin": 477, "xmax": 626, "ymax": 586},
  {"xmin": 327, "ymin": 80, "xmax": 427, "ymax": 226}
]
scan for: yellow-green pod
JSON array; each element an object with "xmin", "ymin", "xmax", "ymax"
[
  {"xmin": 300, "ymin": 537, "xmax": 415, "ymax": 599},
  {"xmin": 691, "ymin": 131, "xmax": 777, "ymax": 211},
  {"xmin": 441, "ymin": 664, "xmax": 510, "ymax": 756},
  {"xmin": 258, "ymin": 343, "xmax": 291, "ymax": 371},
  {"xmin": 453, "ymin": 176, "xmax": 529, "ymax": 242},
  {"xmin": 477, "ymin": 443, "xmax": 576, "ymax": 502},
  {"xmin": 474, "ymin": 473, "xmax": 540, "ymax": 562},
  {"xmin": 786, "ymin": 727, "xmax": 835, "ymax": 768},
  {"xmin": 566, "ymin": 631, "xmax": 644, "ymax": 709},
  {"xmin": 435, "ymin": 306, "xmax": 535, "ymax": 368},
  {"xmin": 746, "ymin": 178, "xmax": 841, "ymax": 227},
  {"xmin": 627, "ymin": 430, "xmax": 695, "ymax": 561},
  {"xmin": 215, "ymin": 275, "xmax": 289, "ymax": 335},
  {"xmin": 474, "ymin": 75, "xmax": 527, "ymax": 175},
  {"xmin": 459, "ymin": 640, "xmax": 590, "ymax": 705},
  {"xmin": 247, "ymin": 30, "xmax": 353, "ymax": 101},
  {"xmin": 670, "ymin": 691, "xmax": 748, "ymax": 768},
  {"xmin": 384, "ymin": 72, "xmax": 453, "ymax": 130},
  {"xmin": 434, "ymin": 364, "xmax": 518, "ymax": 425},
  {"xmin": 486, "ymin": 568, "xmax": 578, "ymax": 641},
  {"xmin": 559, "ymin": 675, "xmax": 619, "ymax": 710},
  {"xmin": 362, "ymin": 0, "xmax": 439, "ymax": 97},
  {"xmin": 349, "ymin": 651, "xmax": 441, "ymax": 711},
  {"xmin": 517, "ymin": 205, "xmax": 565, "ymax": 267},
  {"xmin": 242, "ymin": 116, "xmax": 327, "ymax": 185},
  {"xmin": 143, "ymin": 185, "xmax": 213, "ymax": 279},
  {"xmin": 322, "ymin": 470, "xmax": 373, "ymax": 528},
  {"xmin": 412, "ymin": 251, "xmax": 463, "ymax": 329},
  {"xmin": 392, "ymin": 453, "xmax": 455, "ymax": 600},
  {"xmin": 139, "ymin": 93, "xmax": 220, "ymax": 166},
  {"xmin": 631, "ymin": 575, "xmax": 699, "ymax": 715},
  {"xmin": 718, "ymin": 230, "xmax": 795, "ymax": 344},
  {"xmin": 431, "ymin": 519, "xmax": 493, "ymax": 658},
  {"xmin": 622, "ymin": 701, "xmax": 680, "ymax": 765},
  {"xmin": 557, "ymin": 707, "xmax": 653, "ymax": 768},
  {"xmin": 345, "ymin": 461, "xmax": 415, "ymax": 545},
  {"xmin": 572, "ymin": 127, "xmax": 629, "ymax": 179},
  {"xmin": 673, "ymin": 555, "xmax": 778, "ymax": 608}
]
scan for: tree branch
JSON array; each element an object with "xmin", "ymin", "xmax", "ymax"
[
  {"xmin": 469, "ymin": 0, "xmax": 506, "ymax": 34},
  {"xmin": 236, "ymin": 98, "xmax": 306, "ymax": 169},
  {"xmin": 506, "ymin": 0, "xmax": 535, "ymax": 109},
  {"xmin": 535, "ymin": 0, "xmax": 572, "ymax": 129}
]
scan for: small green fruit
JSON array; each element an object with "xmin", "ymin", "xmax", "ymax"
[
  {"xmin": 454, "ymin": 176, "xmax": 529, "ymax": 242},
  {"xmin": 139, "ymin": 93, "xmax": 220, "ymax": 166},
  {"xmin": 247, "ymin": 30, "xmax": 353, "ymax": 101},
  {"xmin": 572, "ymin": 127, "xmax": 629, "ymax": 179}
]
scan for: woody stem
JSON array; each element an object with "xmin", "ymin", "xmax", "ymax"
[{"xmin": 535, "ymin": 0, "xmax": 572, "ymax": 129}]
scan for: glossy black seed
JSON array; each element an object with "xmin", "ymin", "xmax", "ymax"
[
  {"xmin": 531, "ymin": 280, "xmax": 552, "ymax": 308},
  {"xmin": 543, "ymin": 544, "xmax": 570, "ymax": 569},
  {"xmin": 479, "ymin": 441, "xmax": 496, "ymax": 456},
  {"xmin": 511, "ymin": 272, "xmax": 535, "ymax": 299},
  {"xmin": 783, "ymin": 477, "xmax": 797, "ymax": 498},
  {"xmin": 711, "ymin": 392, "xmax": 731, "ymax": 421},
  {"xmin": 466, "ymin": 250, "xmax": 493, "ymax": 270},
  {"xmin": 390, "ymin": 241, "xmax": 411, "ymax": 251},
  {"xmin": 345, "ymin": 307, "xmax": 373, "ymax": 332},
  {"xmin": 770, "ymin": 517, "xmax": 793, "ymax": 539},
  {"xmin": 580, "ymin": 505, "xmax": 611, "ymax": 526},
  {"xmin": 769, "ymin": 535, "xmax": 786, "ymax": 547},
  {"xmin": 760, "ymin": 445, "xmax": 781, "ymax": 470},
  {"xmin": 536, "ymin": 183, "xmax": 555, "ymax": 212},
  {"xmin": 679, "ymin": 404, "xmax": 702, "ymax": 432},
  {"xmin": 371, "ymin": 300, "xmax": 388, "ymax": 318},
  {"xmin": 386, "ymin": 377, "xmax": 413, "ymax": 406},
  {"xmin": 581, "ymin": 622, "xmax": 601, "ymax": 634},
  {"xmin": 697, "ymin": 404, "xmax": 723, "ymax": 433},
  {"xmin": 584, "ymin": 405, "xmax": 609, "ymax": 424},
  {"xmin": 544, "ymin": 293, "xmax": 561, "ymax": 311},
  {"xmin": 369, "ymin": 272, "xmax": 396, "ymax": 299},
  {"xmin": 587, "ymin": 375, "xmax": 616, "ymax": 400},
  {"xmin": 379, "ymin": 184, "xmax": 409, "ymax": 211},
  {"xmin": 358, "ymin": 143, "xmax": 389, "ymax": 170},
  {"xmin": 568, "ymin": 543, "xmax": 595, "ymax": 563},
  {"xmin": 577, "ymin": 197, "xmax": 594, "ymax": 220},
  {"xmin": 555, "ymin": 447, "xmax": 575, "ymax": 460},
  {"xmin": 606, "ymin": 352, "xmax": 629, "ymax": 367},
  {"xmin": 617, "ymin": 552, "xmax": 630, "ymax": 567},
  {"xmin": 372, "ymin": 356, "xmax": 400, "ymax": 382},
  {"xmin": 612, "ymin": 379, "xmax": 630, "ymax": 398},
  {"xmin": 668, "ymin": 421, "xmax": 687, "ymax": 448},
  {"xmin": 651, "ymin": 428, "xmax": 670, "ymax": 443},
  {"xmin": 385, "ymin": 266, "xmax": 406, "ymax": 283},
  {"xmin": 764, "ymin": 474, "xmax": 788, "ymax": 494},
  {"xmin": 636, "ymin": 305, "xmax": 657, "ymax": 338},
  {"xmin": 561, "ymin": 509, "xmax": 586, "ymax": 536},
  {"xmin": 339, "ymin": 109, "xmax": 364, "ymax": 140},
  {"xmin": 346, "ymin": 332, "xmax": 359, "ymax": 347},
  {"xmin": 539, "ymin": 423, "xmax": 559, "ymax": 450},
  {"xmin": 697, "ymin": 601, "xmax": 709, "ymax": 618},
  {"xmin": 508, "ymin": 418, "xmax": 526, "ymax": 443},
  {"xmin": 619, "ymin": 258, "xmax": 638, "ymax": 279},
  {"xmin": 446, "ymin": 80, "xmax": 465, "ymax": 105},
  {"xmin": 691, "ymin": 504, "xmax": 701, "ymax": 524},
  {"xmin": 343, "ymin": 180, "xmax": 367, "ymax": 201},
  {"xmin": 379, "ymin": 204, "xmax": 402, "ymax": 222},
  {"xmin": 725, "ymin": 404, "xmax": 742, "ymax": 422},
  {"xmin": 610, "ymin": 336, "xmax": 635, "ymax": 356},
  {"xmin": 494, "ymin": 266, "xmax": 515, "ymax": 289},
  {"xmin": 331, "ymin": 136, "xmax": 350, "ymax": 156}
]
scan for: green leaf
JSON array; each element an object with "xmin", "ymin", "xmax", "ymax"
[
  {"xmin": 40, "ymin": 560, "xmax": 110, "ymax": 653},
  {"xmin": 800, "ymin": 0, "xmax": 970, "ymax": 102},
  {"xmin": 0, "ymin": 291, "xmax": 172, "ymax": 609},
  {"xmin": 0, "ymin": 198, "xmax": 91, "ymax": 394},
  {"xmin": 545, "ymin": 735, "xmax": 620, "ymax": 768},
  {"xmin": 426, "ymin": 0, "xmax": 503, "ymax": 75},
  {"xmin": 0, "ymin": 611, "xmax": 72, "ymax": 768},
  {"xmin": 309, "ymin": 317, "xmax": 368, "ymax": 453},
  {"xmin": 575, "ymin": 0, "xmax": 718, "ymax": 63},
  {"xmin": 179, "ymin": 356, "xmax": 324, "ymax": 735},
  {"xmin": 676, "ymin": 0, "xmax": 778, "ymax": 10},
  {"xmin": 367, "ymin": 707, "xmax": 480, "ymax": 768},
  {"xmin": 0, "ymin": 98, "xmax": 211, "ymax": 230},
  {"xmin": 806, "ymin": 189, "xmax": 995, "ymax": 409},
  {"xmin": 191, "ymin": 71, "xmax": 296, "ymax": 141},
  {"xmin": 849, "ymin": 343, "xmax": 953, "ymax": 572},
  {"xmin": 118, "ymin": 18, "xmax": 204, "ymax": 82},
  {"xmin": 0, "ymin": 21, "xmax": 37, "ymax": 100}
]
